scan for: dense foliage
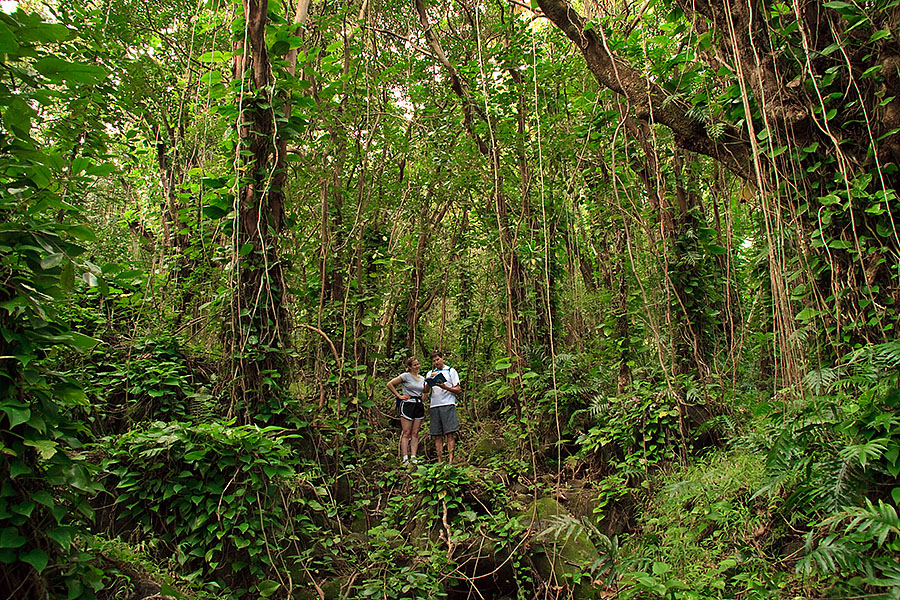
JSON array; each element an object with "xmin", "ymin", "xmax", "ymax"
[{"xmin": 1, "ymin": 0, "xmax": 898, "ymax": 599}]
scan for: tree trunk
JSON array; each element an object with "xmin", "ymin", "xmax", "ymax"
[{"xmin": 226, "ymin": 0, "xmax": 290, "ymax": 422}]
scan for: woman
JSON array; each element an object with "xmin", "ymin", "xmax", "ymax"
[{"xmin": 386, "ymin": 357, "xmax": 426, "ymax": 464}]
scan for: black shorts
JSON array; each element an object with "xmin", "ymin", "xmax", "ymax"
[{"xmin": 400, "ymin": 399, "xmax": 425, "ymax": 421}]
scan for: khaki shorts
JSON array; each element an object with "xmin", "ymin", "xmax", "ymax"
[{"xmin": 430, "ymin": 404, "xmax": 459, "ymax": 436}]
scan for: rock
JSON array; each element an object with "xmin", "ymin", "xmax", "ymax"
[
  {"xmin": 521, "ymin": 496, "xmax": 604, "ymax": 599},
  {"xmin": 334, "ymin": 474, "xmax": 353, "ymax": 504},
  {"xmin": 564, "ymin": 482, "xmax": 635, "ymax": 537},
  {"xmin": 350, "ymin": 516, "xmax": 368, "ymax": 535},
  {"xmin": 321, "ymin": 576, "xmax": 351, "ymax": 599},
  {"xmin": 469, "ymin": 423, "xmax": 509, "ymax": 462},
  {"xmin": 566, "ymin": 487, "xmax": 603, "ymax": 526}
]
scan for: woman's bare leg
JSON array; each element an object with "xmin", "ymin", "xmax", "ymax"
[
  {"xmin": 410, "ymin": 419, "xmax": 422, "ymax": 458},
  {"xmin": 400, "ymin": 417, "xmax": 413, "ymax": 460}
]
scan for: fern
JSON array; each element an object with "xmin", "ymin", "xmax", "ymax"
[
  {"xmin": 807, "ymin": 454, "xmax": 866, "ymax": 512},
  {"xmin": 539, "ymin": 513, "xmax": 587, "ymax": 545},
  {"xmin": 803, "ymin": 367, "xmax": 840, "ymax": 395},
  {"xmin": 764, "ymin": 342, "xmax": 900, "ymax": 597},
  {"xmin": 539, "ymin": 514, "xmax": 619, "ymax": 581},
  {"xmin": 872, "ymin": 340, "xmax": 900, "ymax": 369},
  {"xmin": 867, "ymin": 558, "xmax": 900, "ymax": 595},
  {"xmin": 831, "ymin": 372, "xmax": 878, "ymax": 391},
  {"xmin": 695, "ymin": 414, "xmax": 737, "ymax": 437},
  {"xmin": 552, "ymin": 353, "xmax": 576, "ymax": 371},
  {"xmin": 797, "ymin": 533, "xmax": 862, "ymax": 576},
  {"xmin": 682, "ymin": 377, "xmax": 702, "ymax": 404},
  {"xmin": 803, "ymin": 500, "xmax": 900, "ymax": 596},
  {"xmin": 832, "ymin": 499, "xmax": 900, "ymax": 547},
  {"xmin": 588, "ymin": 394, "xmax": 611, "ymax": 419},
  {"xmin": 838, "ymin": 438, "xmax": 889, "ymax": 469},
  {"xmin": 753, "ymin": 431, "xmax": 807, "ymax": 501},
  {"xmin": 664, "ymin": 479, "xmax": 702, "ymax": 499}
]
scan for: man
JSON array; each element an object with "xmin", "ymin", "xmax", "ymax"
[{"xmin": 425, "ymin": 350, "xmax": 462, "ymax": 463}]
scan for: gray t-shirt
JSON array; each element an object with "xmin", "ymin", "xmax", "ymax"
[{"xmin": 399, "ymin": 372, "xmax": 425, "ymax": 399}]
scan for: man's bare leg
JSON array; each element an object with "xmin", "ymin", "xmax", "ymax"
[
  {"xmin": 434, "ymin": 435, "xmax": 444, "ymax": 461},
  {"xmin": 446, "ymin": 432, "xmax": 455, "ymax": 463}
]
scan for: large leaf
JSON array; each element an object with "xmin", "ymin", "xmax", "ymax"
[
  {"xmin": 34, "ymin": 56, "xmax": 106, "ymax": 85},
  {"xmin": 24, "ymin": 439, "xmax": 58, "ymax": 460},
  {"xmin": 66, "ymin": 332, "xmax": 100, "ymax": 352},
  {"xmin": 1, "ymin": 405, "xmax": 31, "ymax": 428},
  {"xmin": 20, "ymin": 548, "xmax": 48, "ymax": 573},
  {"xmin": 0, "ymin": 21, "xmax": 21, "ymax": 54},
  {"xmin": 0, "ymin": 528, "xmax": 26, "ymax": 549}
]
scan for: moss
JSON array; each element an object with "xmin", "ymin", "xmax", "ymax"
[
  {"xmin": 350, "ymin": 516, "xmax": 368, "ymax": 535},
  {"xmin": 469, "ymin": 423, "xmax": 509, "ymax": 462},
  {"xmin": 320, "ymin": 576, "xmax": 350, "ymax": 599},
  {"xmin": 291, "ymin": 585, "xmax": 319, "ymax": 600},
  {"xmin": 520, "ymin": 496, "xmax": 603, "ymax": 599}
]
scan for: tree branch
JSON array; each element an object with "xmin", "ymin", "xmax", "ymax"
[
  {"xmin": 535, "ymin": 0, "xmax": 752, "ymax": 178},
  {"xmin": 412, "ymin": 0, "xmax": 490, "ymax": 155}
]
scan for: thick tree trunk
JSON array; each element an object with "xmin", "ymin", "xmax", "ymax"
[{"xmin": 226, "ymin": 0, "xmax": 290, "ymax": 422}]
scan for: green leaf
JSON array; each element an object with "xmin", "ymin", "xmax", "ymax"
[
  {"xmin": 9, "ymin": 461, "xmax": 31, "ymax": 478},
  {"xmin": 54, "ymin": 383, "xmax": 88, "ymax": 405},
  {"xmin": 199, "ymin": 50, "xmax": 232, "ymax": 63},
  {"xmin": 30, "ymin": 491, "xmax": 54, "ymax": 508},
  {"xmin": 24, "ymin": 439, "xmax": 58, "ymax": 460},
  {"xmin": 257, "ymin": 580, "xmax": 280, "ymax": 597},
  {"xmin": 86, "ymin": 162, "xmax": 116, "ymax": 177},
  {"xmin": 796, "ymin": 307, "xmax": 819, "ymax": 321},
  {"xmin": 66, "ymin": 579, "xmax": 83, "ymax": 600},
  {"xmin": 11, "ymin": 501, "xmax": 35, "ymax": 518},
  {"xmin": 20, "ymin": 548, "xmax": 49, "ymax": 573},
  {"xmin": 34, "ymin": 57, "xmax": 107, "ymax": 85},
  {"xmin": 45, "ymin": 527, "xmax": 74, "ymax": 550},
  {"xmin": 159, "ymin": 583, "xmax": 185, "ymax": 598},
  {"xmin": 0, "ymin": 21, "xmax": 21, "ymax": 54},
  {"xmin": 0, "ymin": 528, "xmax": 26, "ymax": 549},
  {"xmin": 862, "ymin": 65, "xmax": 883, "ymax": 79},
  {"xmin": 60, "ymin": 261, "xmax": 75, "ymax": 291},
  {"xmin": 234, "ymin": 537, "xmax": 250, "ymax": 549},
  {"xmin": 15, "ymin": 20, "xmax": 71, "ymax": 44},
  {"xmin": 202, "ymin": 205, "xmax": 228, "ymax": 220},
  {"xmin": 40, "ymin": 253, "xmax": 65, "ymax": 270},
  {"xmin": 67, "ymin": 225, "xmax": 96, "ymax": 242},
  {"xmin": 2, "ymin": 406, "xmax": 31, "ymax": 428},
  {"xmin": 66, "ymin": 332, "xmax": 100, "ymax": 351},
  {"xmin": 3, "ymin": 98, "xmax": 33, "ymax": 135}
]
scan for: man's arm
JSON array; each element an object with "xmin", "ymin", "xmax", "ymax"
[
  {"xmin": 439, "ymin": 369, "xmax": 462, "ymax": 395},
  {"xmin": 439, "ymin": 382, "xmax": 462, "ymax": 395}
]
